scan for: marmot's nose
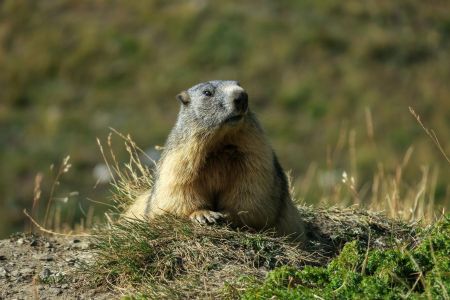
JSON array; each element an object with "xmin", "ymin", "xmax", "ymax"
[{"xmin": 234, "ymin": 91, "xmax": 248, "ymax": 113}]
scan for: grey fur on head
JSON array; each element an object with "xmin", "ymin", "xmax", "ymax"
[{"xmin": 175, "ymin": 80, "xmax": 249, "ymax": 131}]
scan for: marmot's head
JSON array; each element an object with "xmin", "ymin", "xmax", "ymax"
[{"xmin": 176, "ymin": 80, "xmax": 249, "ymax": 129}]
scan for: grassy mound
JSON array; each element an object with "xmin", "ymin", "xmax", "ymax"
[
  {"xmin": 90, "ymin": 216, "xmax": 311, "ymax": 299},
  {"xmin": 88, "ymin": 207, "xmax": 421, "ymax": 299}
]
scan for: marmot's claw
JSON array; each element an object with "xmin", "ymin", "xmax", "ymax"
[{"xmin": 189, "ymin": 210, "xmax": 226, "ymax": 225}]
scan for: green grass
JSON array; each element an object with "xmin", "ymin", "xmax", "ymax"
[{"xmin": 240, "ymin": 215, "xmax": 450, "ymax": 299}]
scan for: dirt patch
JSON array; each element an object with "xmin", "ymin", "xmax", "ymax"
[{"xmin": 0, "ymin": 234, "xmax": 114, "ymax": 300}]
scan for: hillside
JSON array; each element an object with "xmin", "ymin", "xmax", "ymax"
[{"xmin": 1, "ymin": 0, "xmax": 450, "ymax": 236}]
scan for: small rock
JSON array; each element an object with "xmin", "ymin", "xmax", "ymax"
[
  {"xmin": 79, "ymin": 253, "xmax": 93, "ymax": 261},
  {"xmin": 71, "ymin": 241, "xmax": 90, "ymax": 250},
  {"xmin": 65, "ymin": 258, "xmax": 76, "ymax": 266},
  {"xmin": 40, "ymin": 268, "xmax": 52, "ymax": 279},
  {"xmin": 80, "ymin": 242, "xmax": 90, "ymax": 250},
  {"xmin": 52, "ymin": 287, "xmax": 63, "ymax": 296},
  {"xmin": 20, "ymin": 267, "xmax": 34, "ymax": 276},
  {"xmin": 61, "ymin": 284, "xmax": 69, "ymax": 289},
  {"xmin": 44, "ymin": 242, "xmax": 53, "ymax": 248},
  {"xmin": 11, "ymin": 270, "xmax": 19, "ymax": 277},
  {"xmin": 39, "ymin": 255, "xmax": 54, "ymax": 262},
  {"xmin": 17, "ymin": 238, "xmax": 24, "ymax": 245},
  {"xmin": 0, "ymin": 267, "xmax": 8, "ymax": 277}
]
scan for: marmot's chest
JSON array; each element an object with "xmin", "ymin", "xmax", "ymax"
[
  {"xmin": 206, "ymin": 144, "xmax": 243, "ymax": 165},
  {"xmin": 196, "ymin": 143, "xmax": 277, "ymax": 227},
  {"xmin": 198, "ymin": 144, "xmax": 246, "ymax": 192}
]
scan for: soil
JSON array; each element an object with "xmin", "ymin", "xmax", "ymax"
[{"xmin": 0, "ymin": 233, "xmax": 114, "ymax": 300}]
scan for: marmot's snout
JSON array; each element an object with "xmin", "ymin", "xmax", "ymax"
[
  {"xmin": 223, "ymin": 86, "xmax": 249, "ymax": 124},
  {"xmin": 233, "ymin": 91, "xmax": 248, "ymax": 113}
]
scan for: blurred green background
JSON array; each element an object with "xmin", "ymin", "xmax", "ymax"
[{"xmin": 1, "ymin": 0, "xmax": 450, "ymax": 237}]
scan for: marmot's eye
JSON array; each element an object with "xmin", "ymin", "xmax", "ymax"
[{"xmin": 202, "ymin": 90, "xmax": 213, "ymax": 97}]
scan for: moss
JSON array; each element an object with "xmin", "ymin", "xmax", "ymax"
[{"xmin": 240, "ymin": 215, "xmax": 450, "ymax": 299}]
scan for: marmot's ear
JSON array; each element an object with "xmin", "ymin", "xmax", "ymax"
[{"xmin": 176, "ymin": 91, "xmax": 190, "ymax": 105}]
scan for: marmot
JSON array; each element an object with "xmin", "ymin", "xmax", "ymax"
[{"xmin": 126, "ymin": 80, "xmax": 306, "ymax": 241}]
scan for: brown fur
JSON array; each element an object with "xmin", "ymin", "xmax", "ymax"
[{"xmin": 126, "ymin": 119, "xmax": 306, "ymax": 241}]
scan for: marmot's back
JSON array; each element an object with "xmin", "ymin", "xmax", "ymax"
[{"xmin": 125, "ymin": 80, "xmax": 305, "ymax": 242}]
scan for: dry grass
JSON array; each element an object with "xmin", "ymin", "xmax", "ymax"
[
  {"xmin": 90, "ymin": 216, "xmax": 313, "ymax": 299},
  {"xmin": 293, "ymin": 108, "xmax": 447, "ymax": 225},
  {"xmin": 97, "ymin": 129, "xmax": 154, "ymax": 214}
]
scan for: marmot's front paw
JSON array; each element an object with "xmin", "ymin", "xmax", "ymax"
[{"xmin": 189, "ymin": 210, "xmax": 226, "ymax": 224}]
